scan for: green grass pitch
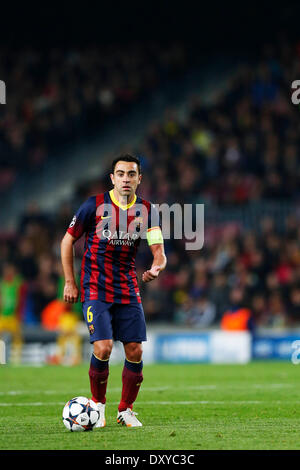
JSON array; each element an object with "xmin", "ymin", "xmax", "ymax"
[{"xmin": 0, "ymin": 361, "xmax": 300, "ymax": 450}]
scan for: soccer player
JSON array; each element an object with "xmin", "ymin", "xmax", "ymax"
[
  {"xmin": 0, "ymin": 262, "xmax": 23, "ymax": 364},
  {"xmin": 60, "ymin": 154, "xmax": 167, "ymax": 427}
]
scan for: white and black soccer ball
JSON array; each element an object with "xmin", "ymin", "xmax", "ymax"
[{"xmin": 62, "ymin": 396, "xmax": 100, "ymax": 432}]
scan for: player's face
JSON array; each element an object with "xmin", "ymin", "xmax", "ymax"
[{"xmin": 110, "ymin": 161, "xmax": 141, "ymax": 198}]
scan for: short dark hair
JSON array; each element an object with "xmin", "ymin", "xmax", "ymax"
[{"xmin": 111, "ymin": 154, "xmax": 141, "ymax": 174}]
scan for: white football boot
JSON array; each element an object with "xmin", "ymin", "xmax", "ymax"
[
  {"xmin": 117, "ymin": 408, "xmax": 142, "ymax": 427},
  {"xmin": 95, "ymin": 402, "xmax": 106, "ymax": 428}
]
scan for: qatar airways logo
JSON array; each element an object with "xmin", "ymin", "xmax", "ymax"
[
  {"xmin": 96, "ymin": 202, "xmax": 204, "ymax": 251},
  {"xmin": 102, "ymin": 229, "xmax": 138, "ymax": 246}
]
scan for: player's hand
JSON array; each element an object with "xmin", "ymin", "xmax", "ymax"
[
  {"xmin": 63, "ymin": 281, "xmax": 79, "ymax": 303},
  {"xmin": 142, "ymin": 265, "xmax": 161, "ymax": 283}
]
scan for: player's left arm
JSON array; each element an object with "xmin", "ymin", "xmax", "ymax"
[
  {"xmin": 142, "ymin": 202, "xmax": 166, "ymax": 282},
  {"xmin": 142, "ymin": 242, "xmax": 167, "ymax": 283}
]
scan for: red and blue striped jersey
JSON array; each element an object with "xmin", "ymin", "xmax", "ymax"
[{"xmin": 67, "ymin": 190, "xmax": 162, "ymax": 304}]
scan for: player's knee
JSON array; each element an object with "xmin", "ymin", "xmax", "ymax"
[
  {"xmin": 93, "ymin": 340, "xmax": 113, "ymax": 360},
  {"xmin": 125, "ymin": 342, "xmax": 143, "ymax": 362}
]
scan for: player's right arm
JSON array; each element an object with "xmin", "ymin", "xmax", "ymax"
[
  {"xmin": 60, "ymin": 196, "xmax": 96, "ymax": 304},
  {"xmin": 61, "ymin": 232, "xmax": 79, "ymax": 303}
]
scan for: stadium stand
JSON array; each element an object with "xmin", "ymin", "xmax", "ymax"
[
  {"xmin": 0, "ymin": 42, "xmax": 187, "ymax": 193},
  {"xmin": 1, "ymin": 37, "xmax": 300, "ymax": 334}
]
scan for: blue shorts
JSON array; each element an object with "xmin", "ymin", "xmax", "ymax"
[{"xmin": 82, "ymin": 300, "xmax": 147, "ymax": 343}]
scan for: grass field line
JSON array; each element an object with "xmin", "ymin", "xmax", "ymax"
[
  {"xmin": 0, "ymin": 399, "xmax": 297, "ymax": 407},
  {"xmin": 0, "ymin": 385, "xmax": 216, "ymax": 395},
  {"xmin": 0, "ymin": 383, "xmax": 293, "ymax": 396}
]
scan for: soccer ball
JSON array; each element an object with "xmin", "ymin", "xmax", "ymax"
[{"xmin": 62, "ymin": 396, "xmax": 100, "ymax": 431}]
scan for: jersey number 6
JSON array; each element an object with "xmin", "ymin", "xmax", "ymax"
[{"xmin": 87, "ymin": 306, "xmax": 93, "ymax": 323}]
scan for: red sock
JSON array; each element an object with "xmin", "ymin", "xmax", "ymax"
[
  {"xmin": 88, "ymin": 354, "xmax": 109, "ymax": 404},
  {"xmin": 118, "ymin": 359, "xmax": 143, "ymax": 412}
]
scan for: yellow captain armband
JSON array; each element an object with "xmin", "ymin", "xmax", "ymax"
[{"xmin": 146, "ymin": 226, "xmax": 164, "ymax": 246}]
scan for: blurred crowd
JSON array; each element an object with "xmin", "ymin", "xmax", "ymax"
[
  {"xmin": 0, "ymin": 41, "xmax": 187, "ymax": 192},
  {"xmin": 1, "ymin": 37, "xmax": 300, "ymax": 333},
  {"xmin": 139, "ymin": 40, "xmax": 300, "ymax": 207},
  {"xmin": 136, "ymin": 37, "xmax": 300, "ymax": 328}
]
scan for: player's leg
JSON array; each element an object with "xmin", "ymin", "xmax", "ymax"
[
  {"xmin": 89, "ymin": 339, "xmax": 112, "ymax": 429},
  {"xmin": 83, "ymin": 300, "xmax": 114, "ymax": 428},
  {"xmin": 112, "ymin": 303, "xmax": 146, "ymax": 427},
  {"xmin": 118, "ymin": 342, "xmax": 144, "ymax": 423},
  {"xmin": 89, "ymin": 339, "xmax": 113, "ymax": 405}
]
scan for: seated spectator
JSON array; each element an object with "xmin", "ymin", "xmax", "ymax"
[
  {"xmin": 250, "ymin": 293, "xmax": 269, "ymax": 326},
  {"xmin": 287, "ymin": 285, "xmax": 300, "ymax": 326},
  {"xmin": 220, "ymin": 287, "xmax": 254, "ymax": 332},
  {"xmin": 264, "ymin": 291, "xmax": 288, "ymax": 328},
  {"xmin": 185, "ymin": 293, "xmax": 216, "ymax": 328}
]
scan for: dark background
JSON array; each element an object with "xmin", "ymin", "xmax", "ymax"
[{"xmin": 1, "ymin": 2, "xmax": 299, "ymax": 49}]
